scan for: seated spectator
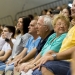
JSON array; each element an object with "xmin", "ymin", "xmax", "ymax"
[
  {"xmin": 28, "ymin": 14, "xmax": 34, "ymax": 20},
  {"xmin": 62, "ymin": 7, "xmax": 71, "ymax": 21},
  {"xmin": 41, "ymin": 9, "xmax": 48, "ymax": 15},
  {"xmin": 14, "ymin": 14, "xmax": 69, "ymax": 74},
  {"xmin": 0, "ymin": 26, "xmax": 15, "ymax": 69},
  {"xmin": 56, "ymin": 6, "xmax": 62, "ymax": 11},
  {"xmin": 0, "ymin": 16, "xmax": 31, "ymax": 71},
  {"xmin": 7, "ymin": 16, "xmax": 31, "ymax": 60},
  {"xmin": 46, "ymin": 10, "xmax": 53, "ymax": 19},
  {"xmin": 49, "ymin": 9, "xmax": 60, "ymax": 20},
  {"xmin": 61, "ymin": 4, "xmax": 67, "ymax": 9},
  {"xmin": 34, "ymin": 15, "xmax": 39, "ymax": 21},
  {"xmin": 48, "ymin": 8, "xmax": 53, "ymax": 12},
  {"xmin": 0, "ymin": 25, "xmax": 15, "ymax": 50},
  {"xmin": 52, "ymin": 9, "xmax": 60, "ymax": 15}
]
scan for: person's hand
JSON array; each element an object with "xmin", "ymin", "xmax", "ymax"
[
  {"xmin": 2, "ymin": 32, "xmax": 12, "ymax": 39},
  {"xmin": 33, "ymin": 55, "xmax": 52, "ymax": 70},
  {"xmin": 5, "ymin": 59, "xmax": 12, "ymax": 65},
  {"xmin": 33, "ymin": 56, "xmax": 50, "ymax": 70},
  {"xmin": 33, "ymin": 55, "xmax": 53, "ymax": 70},
  {"xmin": 14, "ymin": 59, "xmax": 20, "ymax": 67},
  {"xmin": 14, "ymin": 65, "xmax": 20, "ymax": 72},
  {"xmin": 32, "ymin": 63, "xmax": 40, "ymax": 70},
  {"xmin": 23, "ymin": 64, "xmax": 34, "ymax": 72},
  {"xmin": 5, "ymin": 32, "xmax": 12, "ymax": 39},
  {"xmin": 39, "ymin": 56, "xmax": 51, "ymax": 65},
  {"xmin": 18, "ymin": 59, "xmax": 23, "ymax": 64},
  {"xmin": 19, "ymin": 63, "xmax": 29, "ymax": 72}
]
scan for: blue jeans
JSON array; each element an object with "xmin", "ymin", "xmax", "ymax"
[
  {"xmin": 42, "ymin": 60, "xmax": 70, "ymax": 75},
  {"xmin": 32, "ymin": 69, "xmax": 42, "ymax": 75},
  {"xmin": 67, "ymin": 70, "xmax": 71, "ymax": 75},
  {"xmin": 0, "ymin": 61, "xmax": 6, "ymax": 70},
  {"xmin": 5, "ymin": 64, "xmax": 14, "ymax": 72},
  {"xmin": 32, "ymin": 61, "xmax": 70, "ymax": 75}
]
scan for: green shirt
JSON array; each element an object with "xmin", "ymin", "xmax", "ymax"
[{"xmin": 40, "ymin": 33, "xmax": 67, "ymax": 56}]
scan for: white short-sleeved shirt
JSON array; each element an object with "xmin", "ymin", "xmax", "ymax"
[
  {"xmin": 0, "ymin": 36, "xmax": 6, "ymax": 50},
  {"xmin": 2, "ymin": 39, "xmax": 16, "ymax": 53},
  {"xmin": 2, "ymin": 42, "xmax": 11, "ymax": 52}
]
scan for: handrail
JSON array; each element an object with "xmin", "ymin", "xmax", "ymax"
[
  {"xmin": 16, "ymin": 0, "xmax": 64, "ymax": 13},
  {"xmin": 0, "ymin": 15, "xmax": 14, "ymax": 26},
  {"xmin": 15, "ymin": 0, "xmax": 72, "ymax": 20},
  {"xmin": 0, "ymin": 0, "xmax": 72, "ymax": 25}
]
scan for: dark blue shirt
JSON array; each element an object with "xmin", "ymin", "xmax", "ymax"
[{"xmin": 36, "ymin": 30, "xmax": 54, "ymax": 56}]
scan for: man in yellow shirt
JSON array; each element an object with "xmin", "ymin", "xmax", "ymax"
[{"xmin": 32, "ymin": 0, "xmax": 75, "ymax": 75}]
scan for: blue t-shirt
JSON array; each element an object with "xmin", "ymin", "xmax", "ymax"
[
  {"xmin": 40, "ymin": 33, "xmax": 67, "ymax": 56},
  {"xmin": 25, "ymin": 36, "xmax": 41, "ymax": 54}
]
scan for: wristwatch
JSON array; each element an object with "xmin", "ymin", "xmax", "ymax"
[{"xmin": 51, "ymin": 54, "xmax": 57, "ymax": 60}]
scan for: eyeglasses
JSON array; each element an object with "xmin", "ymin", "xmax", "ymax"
[{"xmin": 56, "ymin": 23, "xmax": 67, "ymax": 26}]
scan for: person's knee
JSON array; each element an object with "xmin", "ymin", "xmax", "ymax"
[
  {"xmin": 41, "ymin": 66, "xmax": 54, "ymax": 75},
  {"xmin": 5, "ymin": 65, "xmax": 14, "ymax": 72},
  {"xmin": 5, "ymin": 66, "xmax": 10, "ymax": 72},
  {"xmin": 32, "ymin": 69, "xmax": 42, "ymax": 75},
  {"xmin": 41, "ymin": 66, "xmax": 47, "ymax": 74}
]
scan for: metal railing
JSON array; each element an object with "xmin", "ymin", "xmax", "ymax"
[
  {"xmin": 0, "ymin": 15, "xmax": 14, "ymax": 26},
  {"xmin": 0, "ymin": 0, "xmax": 72, "ymax": 25},
  {"xmin": 15, "ymin": 0, "xmax": 72, "ymax": 20}
]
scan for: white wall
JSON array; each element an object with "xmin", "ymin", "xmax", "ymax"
[{"xmin": 0, "ymin": 0, "xmax": 56, "ymax": 20}]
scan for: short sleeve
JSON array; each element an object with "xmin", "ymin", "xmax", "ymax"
[
  {"xmin": 2, "ymin": 42, "xmax": 11, "ymax": 52},
  {"xmin": 50, "ymin": 33, "xmax": 67, "ymax": 52},
  {"xmin": 25, "ymin": 37, "xmax": 33, "ymax": 48}
]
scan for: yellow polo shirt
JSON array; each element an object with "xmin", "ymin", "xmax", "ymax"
[{"xmin": 59, "ymin": 25, "xmax": 75, "ymax": 52}]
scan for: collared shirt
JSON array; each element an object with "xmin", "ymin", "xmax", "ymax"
[
  {"xmin": 36, "ymin": 30, "xmax": 54, "ymax": 56},
  {"xmin": 40, "ymin": 33, "xmax": 67, "ymax": 56},
  {"xmin": 25, "ymin": 36, "xmax": 41, "ymax": 54}
]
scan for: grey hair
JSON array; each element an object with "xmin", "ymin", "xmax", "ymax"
[{"xmin": 40, "ymin": 15, "xmax": 53, "ymax": 31}]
